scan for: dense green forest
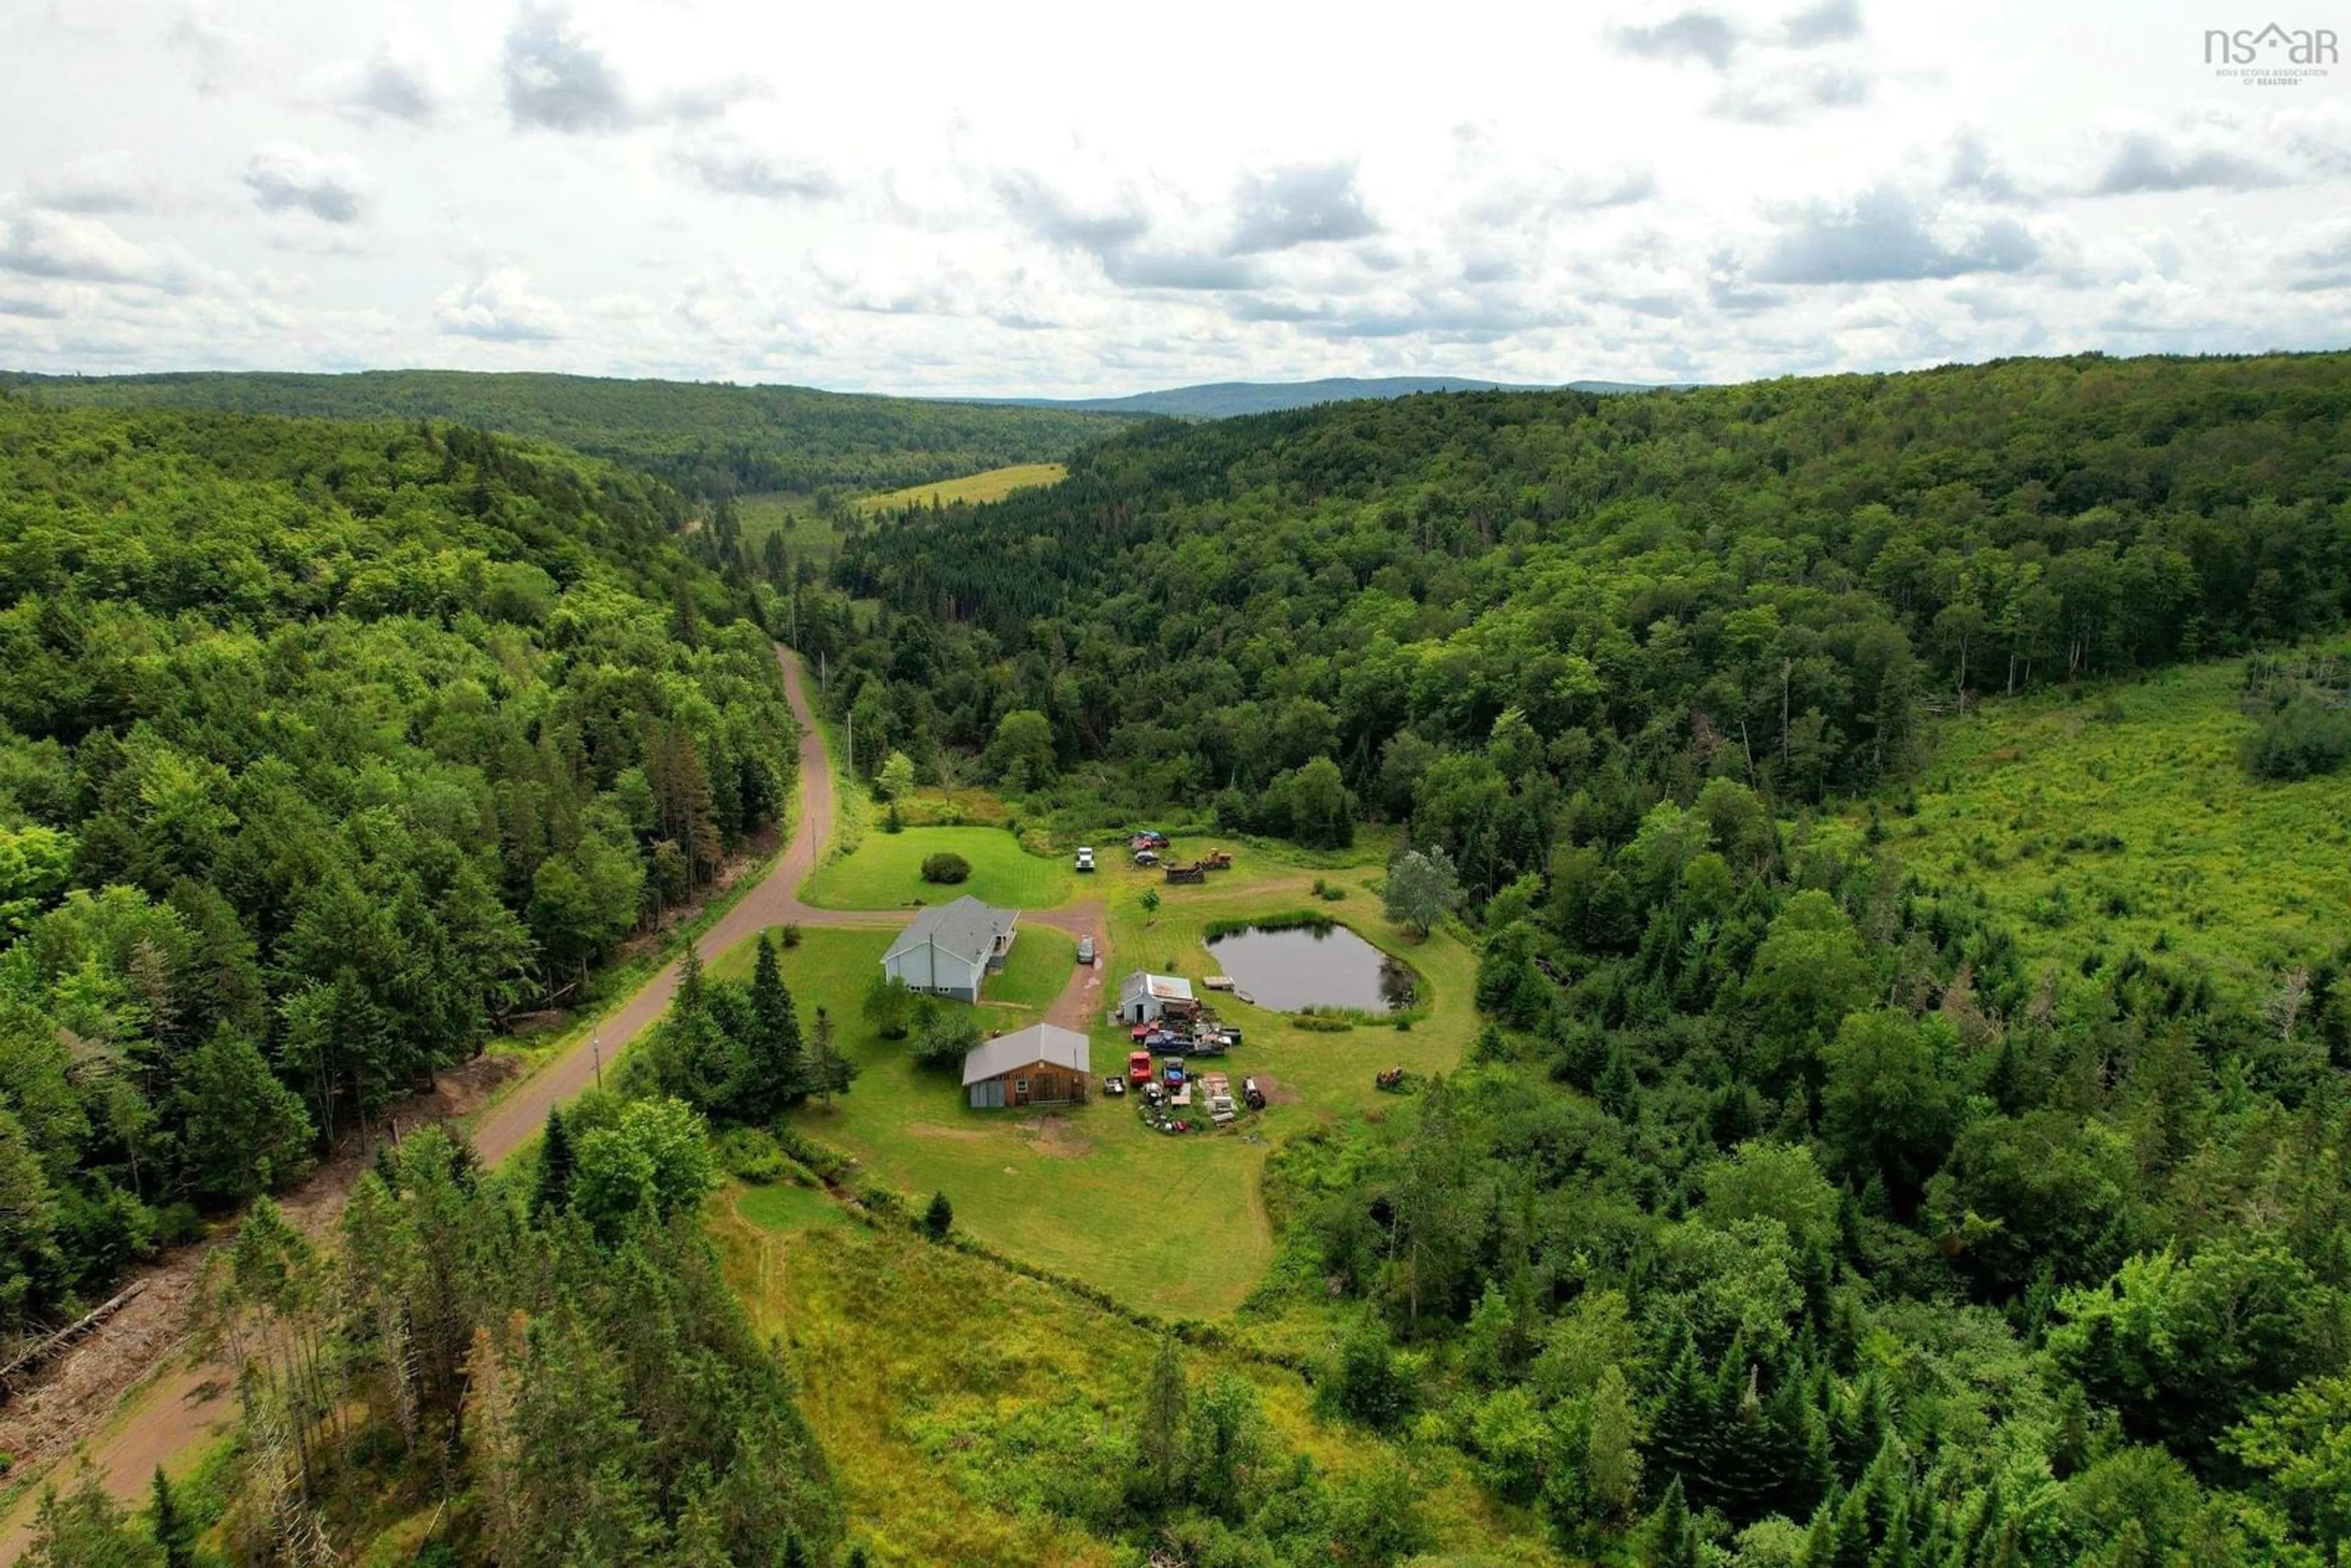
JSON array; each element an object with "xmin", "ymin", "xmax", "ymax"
[
  {"xmin": 0, "ymin": 370, "xmax": 1129, "ymax": 500},
  {"xmin": 836, "ymin": 351, "xmax": 2351, "ymax": 875},
  {"xmin": 0, "ymin": 396, "xmax": 794, "ymax": 1335},
  {"xmin": 812, "ymin": 353, "xmax": 2351, "ymax": 1566}
]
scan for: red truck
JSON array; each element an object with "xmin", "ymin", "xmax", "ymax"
[{"xmin": 1127, "ymin": 1050, "xmax": 1155, "ymax": 1087}]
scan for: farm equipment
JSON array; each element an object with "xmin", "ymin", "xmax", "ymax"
[
  {"xmin": 1375, "ymin": 1067, "xmax": 1411, "ymax": 1092},
  {"xmin": 1103, "ymin": 1075, "xmax": 1127, "ymax": 1097},
  {"xmin": 1204, "ymin": 849, "xmax": 1233, "ymax": 869},
  {"xmin": 1243, "ymin": 1078, "xmax": 1267, "ymax": 1111},
  {"xmin": 1164, "ymin": 861, "xmax": 1207, "ymax": 885}
]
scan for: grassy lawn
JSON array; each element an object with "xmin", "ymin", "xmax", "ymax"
[
  {"xmin": 722, "ymin": 833, "xmax": 1477, "ymax": 1321},
  {"xmin": 709, "ymin": 1203, "xmax": 1555, "ymax": 1568},
  {"xmin": 803, "ymin": 825, "xmax": 1078, "ymax": 910},
  {"xmin": 733, "ymin": 1180, "xmax": 850, "ymax": 1234},
  {"xmin": 982, "ymin": 923, "xmax": 1077, "ymax": 1012},
  {"xmin": 853, "ymin": 462, "xmax": 1067, "ymax": 514},
  {"xmin": 1823, "ymin": 650, "xmax": 2351, "ymax": 994}
]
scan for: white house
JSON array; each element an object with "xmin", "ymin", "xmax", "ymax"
[
  {"xmin": 881, "ymin": 895, "xmax": 1019, "ymax": 1002},
  {"xmin": 1115, "ymin": 970, "xmax": 1196, "ymax": 1025}
]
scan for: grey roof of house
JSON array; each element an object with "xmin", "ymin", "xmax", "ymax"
[
  {"xmin": 1117, "ymin": 970, "xmax": 1195, "ymax": 1007},
  {"xmin": 883, "ymin": 895, "xmax": 1016, "ymax": 967},
  {"xmin": 961, "ymin": 1023, "xmax": 1092, "ymax": 1086}
]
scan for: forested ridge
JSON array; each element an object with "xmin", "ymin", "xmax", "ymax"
[
  {"xmin": 0, "ymin": 396, "xmax": 795, "ymax": 1336},
  {"xmin": 836, "ymin": 351, "xmax": 2351, "ymax": 873},
  {"xmin": 0, "ymin": 369, "xmax": 1130, "ymax": 500}
]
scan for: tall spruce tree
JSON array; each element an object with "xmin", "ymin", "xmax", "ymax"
[
  {"xmin": 150, "ymin": 1467, "xmax": 192, "ymax": 1568},
  {"xmin": 742, "ymin": 932, "xmax": 807, "ymax": 1117},
  {"xmin": 531, "ymin": 1106, "xmax": 576, "ymax": 1222}
]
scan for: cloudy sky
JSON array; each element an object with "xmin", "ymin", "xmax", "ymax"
[{"xmin": 2, "ymin": 0, "xmax": 2347, "ymax": 396}]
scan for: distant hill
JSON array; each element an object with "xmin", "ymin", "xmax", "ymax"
[
  {"xmin": 967, "ymin": 375, "xmax": 1678, "ymax": 417},
  {"xmin": 0, "ymin": 369, "xmax": 1130, "ymax": 497}
]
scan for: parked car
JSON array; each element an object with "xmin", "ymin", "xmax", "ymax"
[
  {"xmin": 1243, "ymin": 1078, "xmax": 1266, "ymax": 1110},
  {"xmin": 1103, "ymin": 1075, "xmax": 1126, "ymax": 1097},
  {"xmin": 1132, "ymin": 849, "xmax": 1159, "ymax": 867},
  {"xmin": 1077, "ymin": 936, "xmax": 1096, "ymax": 964},
  {"xmin": 1163, "ymin": 1057, "xmax": 1186, "ymax": 1087},
  {"xmin": 1128, "ymin": 1050, "xmax": 1155, "ymax": 1087},
  {"xmin": 1074, "ymin": 846, "xmax": 1095, "ymax": 872}
]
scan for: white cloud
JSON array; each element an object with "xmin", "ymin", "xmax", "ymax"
[
  {"xmin": 242, "ymin": 143, "xmax": 371, "ymax": 223},
  {"xmin": 0, "ymin": 203, "xmax": 178, "ymax": 287},
  {"xmin": 436, "ymin": 268, "xmax": 569, "ymax": 340},
  {"xmin": 32, "ymin": 151, "xmax": 164, "ymax": 215}
]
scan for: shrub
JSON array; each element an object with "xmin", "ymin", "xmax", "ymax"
[
  {"xmin": 779, "ymin": 923, "xmax": 803, "ymax": 950},
  {"xmin": 2244, "ymin": 692, "xmax": 2351, "ymax": 779},
  {"xmin": 920, "ymin": 851, "xmax": 972, "ymax": 884},
  {"xmin": 923, "ymin": 1191, "xmax": 954, "ymax": 1239},
  {"xmin": 714, "ymin": 1126, "xmax": 790, "ymax": 1185},
  {"xmin": 910, "ymin": 998, "xmax": 983, "ymax": 1068}
]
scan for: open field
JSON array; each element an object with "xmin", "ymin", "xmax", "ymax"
[
  {"xmin": 711, "ymin": 1200, "xmax": 1556, "ymax": 1568},
  {"xmin": 853, "ymin": 462, "xmax": 1068, "ymax": 513},
  {"xmin": 1823, "ymin": 649, "xmax": 2351, "ymax": 992},
  {"xmin": 724, "ymin": 833, "xmax": 1479, "ymax": 1319},
  {"xmin": 736, "ymin": 491, "xmax": 840, "ymax": 569},
  {"xmin": 801, "ymin": 823, "xmax": 1080, "ymax": 910}
]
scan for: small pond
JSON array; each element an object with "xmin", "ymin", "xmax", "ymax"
[{"xmin": 1204, "ymin": 920, "xmax": 1414, "ymax": 1014}]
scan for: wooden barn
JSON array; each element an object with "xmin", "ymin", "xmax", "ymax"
[{"xmin": 962, "ymin": 1022, "xmax": 1092, "ymax": 1109}]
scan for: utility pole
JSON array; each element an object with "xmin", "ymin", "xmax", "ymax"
[
  {"xmin": 846, "ymin": 707, "xmax": 854, "ymax": 776},
  {"xmin": 591, "ymin": 1030, "xmax": 602, "ymax": 1092}
]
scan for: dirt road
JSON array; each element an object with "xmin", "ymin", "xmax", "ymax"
[{"xmin": 470, "ymin": 647, "xmax": 876, "ymax": 1160}]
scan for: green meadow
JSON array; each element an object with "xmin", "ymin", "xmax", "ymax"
[
  {"xmin": 710, "ymin": 1207, "xmax": 1553, "ymax": 1568},
  {"xmin": 801, "ymin": 823, "xmax": 1081, "ymax": 910},
  {"xmin": 853, "ymin": 461, "xmax": 1068, "ymax": 514},
  {"xmin": 1823, "ymin": 648, "xmax": 2351, "ymax": 993}
]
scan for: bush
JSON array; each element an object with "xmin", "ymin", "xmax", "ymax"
[
  {"xmin": 2244, "ymin": 692, "xmax": 2351, "ymax": 779},
  {"xmin": 921, "ymin": 851, "xmax": 972, "ymax": 884},
  {"xmin": 714, "ymin": 1127, "xmax": 791, "ymax": 1185},
  {"xmin": 923, "ymin": 1191, "xmax": 954, "ymax": 1239},
  {"xmin": 910, "ymin": 998, "xmax": 983, "ymax": 1068},
  {"xmin": 779, "ymin": 922, "xmax": 803, "ymax": 950}
]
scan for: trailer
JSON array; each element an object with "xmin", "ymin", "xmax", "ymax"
[{"xmin": 1164, "ymin": 861, "xmax": 1207, "ymax": 885}]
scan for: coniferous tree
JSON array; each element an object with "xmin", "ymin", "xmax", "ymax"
[
  {"xmin": 149, "ymin": 1467, "xmax": 192, "ymax": 1568},
  {"xmin": 531, "ymin": 1106, "xmax": 575, "ymax": 1222},
  {"xmin": 1643, "ymin": 1477, "xmax": 1700, "ymax": 1568},
  {"xmin": 1139, "ymin": 1335, "xmax": 1188, "ymax": 1509},
  {"xmin": 742, "ymin": 932, "xmax": 807, "ymax": 1116}
]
